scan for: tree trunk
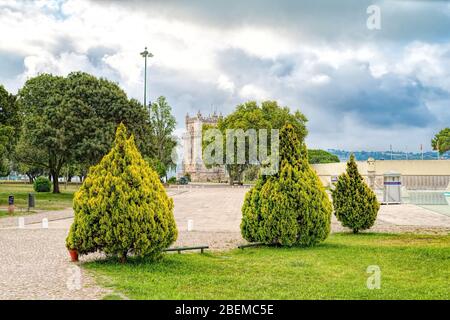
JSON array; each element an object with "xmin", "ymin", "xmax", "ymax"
[
  {"xmin": 119, "ymin": 252, "xmax": 127, "ymax": 263},
  {"xmin": 229, "ymin": 171, "xmax": 234, "ymax": 185},
  {"xmin": 51, "ymin": 171, "xmax": 60, "ymax": 194},
  {"xmin": 27, "ymin": 174, "xmax": 33, "ymax": 184}
]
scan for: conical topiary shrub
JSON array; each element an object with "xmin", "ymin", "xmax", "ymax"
[
  {"xmin": 241, "ymin": 124, "xmax": 332, "ymax": 246},
  {"xmin": 332, "ymin": 154, "xmax": 380, "ymax": 233},
  {"xmin": 66, "ymin": 123, "xmax": 177, "ymax": 262}
]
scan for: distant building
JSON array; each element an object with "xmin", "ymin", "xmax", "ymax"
[
  {"xmin": 182, "ymin": 111, "xmax": 226, "ymax": 182},
  {"xmin": 312, "ymin": 159, "xmax": 450, "ymax": 190}
]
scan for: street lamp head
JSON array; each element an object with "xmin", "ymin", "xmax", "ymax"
[{"xmin": 140, "ymin": 46, "xmax": 153, "ymax": 58}]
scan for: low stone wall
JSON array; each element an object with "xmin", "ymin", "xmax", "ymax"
[{"xmin": 313, "ymin": 160, "xmax": 450, "ymax": 189}]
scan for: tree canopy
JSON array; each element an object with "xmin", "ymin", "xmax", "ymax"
[
  {"xmin": 16, "ymin": 72, "xmax": 152, "ymax": 192},
  {"xmin": 202, "ymin": 100, "xmax": 308, "ymax": 184},
  {"xmin": 149, "ymin": 96, "xmax": 177, "ymax": 180},
  {"xmin": 0, "ymin": 85, "xmax": 19, "ymax": 176},
  {"xmin": 432, "ymin": 128, "xmax": 450, "ymax": 155},
  {"xmin": 308, "ymin": 149, "xmax": 340, "ymax": 164}
]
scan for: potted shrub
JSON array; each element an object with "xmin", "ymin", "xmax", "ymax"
[
  {"xmin": 66, "ymin": 233, "xmax": 78, "ymax": 262},
  {"xmin": 66, "ymin": 124, "xmax": 177, "ymax": 263}
]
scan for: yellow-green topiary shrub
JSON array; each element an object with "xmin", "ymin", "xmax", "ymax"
[
  {"xmin": 332, "ymin": 154, "xmax": 379, "ymax": 233},
  {"xmin": 241, "ymin": 124, "xmax": 332, "ymax": 246},
  {"xmin": 66, "ymin": 123, "xmax": 177, "ymax": 262}
]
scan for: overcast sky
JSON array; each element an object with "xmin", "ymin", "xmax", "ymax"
[{"xmin": 1, "ymin": 0, "xmax": 449, "ymax": 151}]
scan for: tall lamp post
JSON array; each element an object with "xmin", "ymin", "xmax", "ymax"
[{"xmin": 140, "ymin": 46, "xmax": 153, "ymax": 111}]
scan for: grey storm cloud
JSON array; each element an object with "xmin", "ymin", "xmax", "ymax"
[
  {"xmin": 299, "ymin": 64, "xmax": 442, "ymax": 128},
  {"xmin": 1, "ymin": 0, "xmax": 449, "ymax": 151},
  {"xmin": 105, "ymin": 0, "xmax": 450, "ymax": 43},
  {"xmin": 213, "ymin": 47, "xmax": 448, "ymax": 131}
]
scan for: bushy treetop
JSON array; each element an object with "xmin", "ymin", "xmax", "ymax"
[
  {"xmin": 332, "ymin": 154, "xmax": 379, "ymax": 233},
  {"xmin": 241, "ymin": 124, "xmax": 332, "ymax": 247},
  {"xmin": 67, "ymin": 123, "xmax": 177, "ymax": 262}
]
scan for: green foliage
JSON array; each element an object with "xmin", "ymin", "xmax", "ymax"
[
  {"xmin": 432, "ymin": 128, "xmax": 450, "ymax": 155},
  {"xmin": 16, "ymin": 72, "xmax": 152, "ymax": 193},
  {"xmin": 332, "ymin": 154, "xmax": 380, "ymax": 233},
  {"xmin": 149, "ymin": 96, "xmax": 177, "ymax": 178},
  {"xmin": 15, "ymin": 162, "xmax": 44, "ymax": 183},
  {"xmin": 33, "ymin": 176, "xmax": 52, "ymax": 193},
  {"xmin": 308, "ymin": 149, "xmax": 340, "ymax": 164},
  {"xmin": 167, "ymin": 176, "xmax": 177, "ymax": 184},
  {"xmin": 241, "ymin": 124, "xmax": 332, "ymax": 246},
  {"xmin": 0, "ymin": 125, "xmax": 13, "ymax": 176},
  {"xmin": 66, "ymin": 124, "xmax": 177, "ymax": 261},
  {"xmin": 203, "ymin": 100, "xmax": 308, "ymax": 184},
  {"xmin": 145, "ymin": 157, "xmax": 166, "ymax": 180},
  {"xmin": 0, "ymin": 85, "xmax": 20, "ymax": 144},
  {"xmin": 243, "ymin": 166, "xmax": 259, "ymax": 182},
  {"xmin": 0, "ymin": 85, "xmax": 20, "ymax": 176}
]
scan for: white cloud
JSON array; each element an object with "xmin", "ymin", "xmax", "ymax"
[
  {"xmin": 309, "ymin": 74, "xmax": 330, "ymax": 85},
  {"xmin": 0, "ymin": 0, "xmax": 449, "ymax": 151},
  {"xmin": 239, "ymin": 84, "xmax": 269, "ymax": 101},
  {"xmin": 216, "ymin": 75, "xmax": 235, "ymax": 94}
]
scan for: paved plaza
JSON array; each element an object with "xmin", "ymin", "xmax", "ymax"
[{"xmin": 1, "ymin": 186, "xmax": 450, "ymax": 299}]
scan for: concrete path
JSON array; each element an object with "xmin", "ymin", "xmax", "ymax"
[
  {"xmin": 0, "ymin": 227, "xmax": 107, "ymax": 300},
  {"xmin": 1, "ymin": 187, "xmax": 449, "ymax": 300}
]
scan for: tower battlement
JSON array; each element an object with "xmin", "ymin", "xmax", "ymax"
[
  {"xmin": 185, "ymin": 111, "xmax": 222, "ymax": 126},
  {"xmin": 182, "ymin": 111, "xmax": 225, "ymax": 182}
]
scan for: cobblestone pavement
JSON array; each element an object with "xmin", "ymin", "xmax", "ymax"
[
  {"xmin": 1, "ymin": 186, "xmax": 449, "ymax": 299},
  {"xmin": 0, "ymin": 228, "xmax": 108, "ymax": 300}
]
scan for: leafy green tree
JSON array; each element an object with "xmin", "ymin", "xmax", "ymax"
[
  {"xmin": 432, "ymin": 128, "xmax": 450, "ymax": 156},
  {"xmin": 241, "ymin": 124, "xmax": 332, "ymax": 246},
  {"xmin": 66, "ymin": 124, "xmax": 177, "ymax": 262},
  {"xmin": 17, "ymin": 72, "xmax": 152, "ymax": 193},
  {"xmin": 332, "ymin": 154, "xmax": 379, "ymax": 233},
  {"xmin": 15, "ymin": 162, "xmax": 44, "ymax": 184},
  {"xmin": 145, "ymin": 157, "xmax": 167, "ymax": 181},
  {"xmin": 149, "ymin": 96, "xmax": 177, "ymax": 180},
  {"xmin": 0, "ymin": 85, "xmax": 20, "ymax": 143},
  {"xmin": 0, "ymin": 85, "xmax": 20, "ymax": 176},
  {"xmin": 308, "ymin": 149, "xmax": 340, "ymax": 164},
  {"xmin": 203, "ymin": 100, "xmax": 308, "ymax": 184}
]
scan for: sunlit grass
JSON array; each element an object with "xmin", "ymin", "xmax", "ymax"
[
  {"xmin": 86, "ymin": 233, "xmax": 450, "ymax": 300},
  {"xmin": 0, "ymin": 183, "xmax": 79, "ymax": 212}
]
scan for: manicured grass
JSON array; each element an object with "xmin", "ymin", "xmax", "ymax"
[
  {"xmin": 85, "ymin": 233, "xmax": 450, "ymax": 300},
  {"xmin": 0, "ymin": 183, "xmax": 78, "ymax": 212}
]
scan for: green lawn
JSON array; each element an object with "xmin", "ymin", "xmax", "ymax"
[
  {"xmin": 85, "ymin": 233, "xmax": 450, "ymax": 300},
  {"xmin": 0, "ymin": 183, "xmax": 78, "ymax": 212}
]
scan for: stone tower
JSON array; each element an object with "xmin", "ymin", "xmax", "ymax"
[{"xmin": 182, "ymin": 111, "xmax": 226, "ymax": 182}]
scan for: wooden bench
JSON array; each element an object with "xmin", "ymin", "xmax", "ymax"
[
  {"xmin": 238, "ymin": 243, "xmax": 264, "ymax": 249},
  {"xmin": 164, "ymin": 245, "xmax": 209, "ymax": 254}
]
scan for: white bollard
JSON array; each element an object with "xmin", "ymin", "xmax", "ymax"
[
  {"xmin": 18, "ymin": 217, "xmax": 25, "ymax": 229},
  {"xmin": 187, "ymin": 219, "xmax": 194, "ymax": 232},
  {"xmin": 42, "ymin": 218, "xmax": 49, "ymax": 229}
]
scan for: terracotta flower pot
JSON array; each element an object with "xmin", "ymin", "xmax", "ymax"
[{"xmin": 69, "ymin": 249, "xmax": 79, "ymax": 262}]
